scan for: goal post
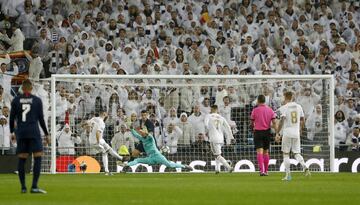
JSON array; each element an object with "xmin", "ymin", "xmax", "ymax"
[{"xmin": 48, "ymin": 74, "xmax": 335, "ymax": 174}]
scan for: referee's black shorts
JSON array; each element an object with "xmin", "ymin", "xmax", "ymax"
[{"xmin": 253, "ymin": 129, "xmax": 272, "ymax": 150}]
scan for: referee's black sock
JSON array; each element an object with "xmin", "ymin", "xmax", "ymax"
[
  {"xmin": 32, "ymin": 157, "xmax": 41, "ymax": 189},
  {"xmin": 18, "ymin": 158, "xmax": 27, "ymax": 190}
]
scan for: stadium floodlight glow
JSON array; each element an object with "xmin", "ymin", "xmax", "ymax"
[{"xmin": 48, "ymin": 75, "xmax": 335, "ymax": 174}]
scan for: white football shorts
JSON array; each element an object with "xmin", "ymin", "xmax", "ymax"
[
  {"xmin": 281, "ymin": 137, "xmax": 301, "ymax": 154},
  {"xmin": 95, "ymin": 139, "xmax": 111, "ymax": 153},
  {"xmin": 210, "ymin": 142, "xmax": 223, "ymax": 155}
]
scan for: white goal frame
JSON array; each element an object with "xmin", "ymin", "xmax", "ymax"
[{"xmin": 50, "ymin": 74, "xmax": 335, "ymax": 174}]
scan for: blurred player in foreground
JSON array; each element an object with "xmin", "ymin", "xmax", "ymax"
[{"xmin": 10, "ymin": 79, "xmax": 49, "ymax": 194}]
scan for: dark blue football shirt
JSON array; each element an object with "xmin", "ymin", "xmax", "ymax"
[{"xmin": 10, "ymin": 94, "xmax": 49, "ymax": 139}]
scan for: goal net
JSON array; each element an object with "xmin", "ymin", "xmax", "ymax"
[{"xmin": 43, "ymin": 75, "xmax": 334, "ymax": 173}]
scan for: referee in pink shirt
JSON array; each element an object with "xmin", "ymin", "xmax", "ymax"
[{"xmin": 251, "ymin": 95, "xmax": 277, "ymax": 176}]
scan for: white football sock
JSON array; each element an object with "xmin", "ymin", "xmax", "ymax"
[
  {"xmin": 109, "ymin": 148, "xmax": 123, "ymax": 160},
  {"xmin": 294, "ymin": 153, "xmax": 306, "ymax": 169},
  {"xmin": 217, "ymin": 155, "xmax": 231, "ymax": 170},
  {"xmin": 102, "ymin": 153, "xmax": 109, "ymax": 173},
  {"xmin": 284, "ymin": 155, "xmax": 290, "ymax": 176},
  {"xmin": 215, "ymin": 158, "xmax": 220, "ymax": 172}
]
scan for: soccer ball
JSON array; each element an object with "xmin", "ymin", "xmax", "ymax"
[
  {"xmin": 160, "ymin": 146, "xmax": 170, "ymax": 154},
  {"xmin": 80, "ymin": 161, "xmax": 87, "ymax": 173}
]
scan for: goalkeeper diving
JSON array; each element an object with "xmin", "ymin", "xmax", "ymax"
[{"xmin": 121, "ymin": 128, "xmax": 193, "ymax": 172}]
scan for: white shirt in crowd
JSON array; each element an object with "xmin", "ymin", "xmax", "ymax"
[
  {"xmin": 111, "ymin": 129, "xmax": 134, "ymax": 153},
  {"xmin": 0, "ymin": 115, "xmax": 10, "ymax": 150},
  {"xmin": 334, "ymin": 122, "xmax": 348, "ymax": 146},
  {"xmin": 188, "ymin": 111, "xmax": 206, "ymax": 138},
  {"xmin": 56, "ymin": 125, "xmax": 81, "ymax": 155},
  {"xmin": 177, "ymin": 115, "xmax": 195, "ymax": 146},
  {"xmin": 163, "ymin": 124, "xmax": 182, "ymax": 154}
]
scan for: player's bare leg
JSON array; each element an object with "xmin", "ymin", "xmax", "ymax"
[{"xmin": 30, "ymin": 152, "xmax": 47, "ymax": 193}]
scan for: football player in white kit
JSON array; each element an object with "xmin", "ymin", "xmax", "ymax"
[
  {"xmin": 276, "ymin": 92, "xmax": 311, "ymax": 181},
  {"xmin": 89, "ymin": 110, "xmax": 125, "ymax": 175},
  {"xmin": 204, "ymin": 105, "xmax": 235, "ymax": 174}
]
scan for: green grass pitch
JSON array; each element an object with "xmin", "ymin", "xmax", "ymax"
[{"xmin": 0, "ymin": 173, "xmax": 359, "ymax": 205}]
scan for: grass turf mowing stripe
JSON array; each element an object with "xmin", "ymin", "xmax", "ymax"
[{"xmin": 0, "ymin": 173, "xmax": 359, "ymax": 205}]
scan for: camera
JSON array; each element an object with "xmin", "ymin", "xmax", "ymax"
[
  {"xmin": 160, "ymin": 6, "xmax": 165, "ymax": 13},
  {"xmin": 336, "ymin": 66, "xmax": 342, "ymax": 71},
  {"xmin": 145, "ymin": 30, "xmax": 150, "ymax": 35},
  {"xmin": 323, "ymin": 70, "xmax": 333, "ymax": 74}
]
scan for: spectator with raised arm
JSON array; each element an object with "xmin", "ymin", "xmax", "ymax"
[{"xmin": 56, "ymin": 124, "xmax": 81, "ymax": 155}]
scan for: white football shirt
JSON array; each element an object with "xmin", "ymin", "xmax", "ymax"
[
  {"xmin": 89, "ymin": 117, "xmax": 105, "ymax": 144},
  {"xmin": 204, "ymin": 113, "xmax": 233, "ymax": 144},
  {"xmin": 280, "ymin": 102, "xmax": 304, "ymax": 139}
]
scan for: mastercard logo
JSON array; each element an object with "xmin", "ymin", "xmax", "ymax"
[
  {"xmin": 56, "ymin": 156, "xmax": 101, "ymax": 173},
  {"xmin": 72, "ymin": 156, "xmax": 101, "ymax": 173}
]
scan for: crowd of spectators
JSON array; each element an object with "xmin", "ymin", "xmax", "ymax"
[{"xmin": 1, "ymin": 0, "xmax": 360, "ymax": 155}]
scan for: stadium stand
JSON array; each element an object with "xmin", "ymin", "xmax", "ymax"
[{"xmin": 0, "ymin": 0, "xmax": 359, "ymax": 169}]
